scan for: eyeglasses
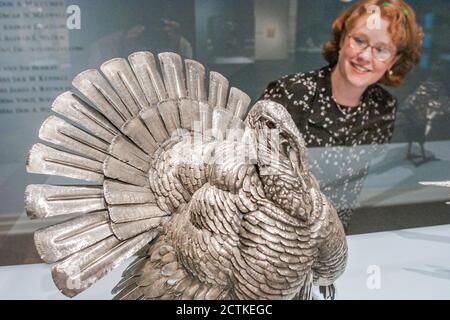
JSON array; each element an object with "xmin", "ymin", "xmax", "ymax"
[{"xmin": 348, "ymin": 34, "xmax": 396, "ymax": 62}]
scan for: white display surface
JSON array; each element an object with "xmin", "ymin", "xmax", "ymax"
[{"xmin": 0, "ymin": 224, "xmax": 449, "ymax": 300}]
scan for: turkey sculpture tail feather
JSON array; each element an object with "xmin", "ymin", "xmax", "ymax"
[{"xmin": 25, "ymin": 51, "xmax": 251, "ymax": 297}]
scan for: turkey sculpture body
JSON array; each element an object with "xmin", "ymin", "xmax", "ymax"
[{"xmin": 25, "ymin": 52, "xmax": 347, "ymax": 299}]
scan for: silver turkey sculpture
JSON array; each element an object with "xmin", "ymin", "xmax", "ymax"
[{"xmin": 25, "ymin": 52, "xmax": 347, "ymax": 299}]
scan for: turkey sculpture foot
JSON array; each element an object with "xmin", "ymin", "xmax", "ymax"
[{"xmin": 25, "ymin": 51, "xmax": 347, "ymax": 299}]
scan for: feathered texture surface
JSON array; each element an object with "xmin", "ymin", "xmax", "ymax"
[{"xmin": 25, "ymin": 51, "xmax": 347, "ymax": 299}]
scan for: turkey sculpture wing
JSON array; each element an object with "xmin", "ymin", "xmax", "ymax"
[{"xmin": 25, "ymin": 52, "xmax": 347, "ymax": 299}]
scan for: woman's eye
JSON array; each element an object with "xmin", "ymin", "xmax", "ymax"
[{"xmin": 355, "ymin": 37, "xmax": 367, "ymax": 45}]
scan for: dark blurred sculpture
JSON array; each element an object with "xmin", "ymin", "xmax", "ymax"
[
  {"xmin": 401, "ymin": 77, "xmax": 447, "ymax": 166},
  {"xmin": 162, "ymin": 19, "xmax": 193, "ymax": 59}
]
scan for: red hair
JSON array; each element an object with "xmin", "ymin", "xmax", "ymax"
[{"xmin": 322, "ymin": 0, "xmax": 424, "ymax": 86}]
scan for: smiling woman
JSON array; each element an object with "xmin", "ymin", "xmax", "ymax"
[
  {"xmin": 325, "ymin": 0, "xmax": 423, "ymax": 103},
  {"xmin": 260, "ymin": 0, "xmax": 423, "ymax": 234},
  {"xmin": 260, "ymin": 0, "xmax": 424, "ymax": 301},
  {"xmin": 262, "ymin": 0, "xmax": 423, "ymax": 147}
]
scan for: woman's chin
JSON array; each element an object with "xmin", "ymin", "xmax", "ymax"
[
  {"xmin": 345, "ymin": 76, "xmax": 366, "ymax": 88},
  {"xmin": 345, "ymin": 65, "xmax": 379, "ymax": 88},
  {"xmin": 346, "ymin": 71, "xmax": 375, "ymax": 88}
]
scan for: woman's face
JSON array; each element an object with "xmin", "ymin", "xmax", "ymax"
[{"xmin": 337, "ymin": 14, "xmax": 398, "ymax": 89}]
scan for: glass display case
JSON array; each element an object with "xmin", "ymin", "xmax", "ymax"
[{"xmin": 0, "ymin": 0, "xmax": 448, "ymax": 300}]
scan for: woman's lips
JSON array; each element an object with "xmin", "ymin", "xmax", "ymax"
[{"xmin": 350, "ymin": 61, "xmax": 372, "ymax": 74}]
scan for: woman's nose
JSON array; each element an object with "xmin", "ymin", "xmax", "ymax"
[{"xmin": 356, "ymin": 46, "xmax": 373, "ymax": 62}]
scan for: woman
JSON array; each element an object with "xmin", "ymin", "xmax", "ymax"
[{"xmin": 261, "ymin": 0, "xmax": 423, "ymax": 234}]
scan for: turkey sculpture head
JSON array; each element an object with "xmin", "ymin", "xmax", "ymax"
[
  {"xmin": 25, "ymin": 52, "xmax": 347, "ymax": 299},
  {"xmin": 247, "ymin": 102, "xmax": 312, "ymax": 221}
]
